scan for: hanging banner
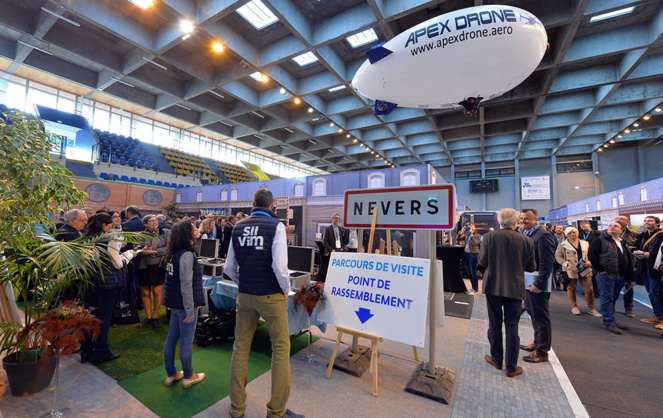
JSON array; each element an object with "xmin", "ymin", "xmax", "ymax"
[{"xmin": 521, "ymin": 176, "xmax": 550, "ymax": 200}]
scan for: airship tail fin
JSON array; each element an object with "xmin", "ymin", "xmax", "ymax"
[
  {"xmin": 366, "ymin": 44, "xmax": 393, "ymax": 64},
  {"xmin": 374, "ymin": 100, "xmax": 398, "ymax": 115}
]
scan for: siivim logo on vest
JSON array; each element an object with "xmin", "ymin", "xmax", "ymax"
[{"xmin": 239, "ymin": 226, "xmax": 264, "ymax": 250}]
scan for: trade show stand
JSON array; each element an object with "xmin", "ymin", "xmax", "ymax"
[{"xmin": 207, "ymin": 278, "xmax": 326, "ymax": 336}]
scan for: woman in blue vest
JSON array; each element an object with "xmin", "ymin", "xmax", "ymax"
[{"xmin": 163, "ymin": 220, "xmax": 206, "ymax": 388}]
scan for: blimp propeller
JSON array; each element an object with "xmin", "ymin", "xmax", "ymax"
[{"xmin": 351, "ymin": 5, "xmax": 548, "ymax": 117}]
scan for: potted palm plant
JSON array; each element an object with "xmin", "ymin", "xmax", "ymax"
[{"xmin": 0, "ymin": 110, "xmax": 140, "ymax": 396}]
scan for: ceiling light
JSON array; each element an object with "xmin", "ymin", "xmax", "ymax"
[
  {"xmin": 294, "ymin": 97, "xmax": 301, "ymax": 105},
  {"xmin": 284, "ymin": 128, "xmax": 294, "ymax": 133},
  {"xmin": 346, "ymin": 28, "xmax": 378, "ymax": 48},
  {"xmin": 292, "ymin": 51, "xmax": 318, "ymax": 66},
  {"xmin": 142, "ymin": 57, "xmax": 168, "ymax": 70},
  {"xmin": 353, "ymin": 138, "xmax": 358, "ymax": 143},
  {"xmin": 329, "ymin": 122, "xmax": 335, "ymax": 127},
  {"xmin": 128, "ymin": 0, "xmax": 153, "ymax": 9},
  {"xmin": 656, "ymin": 107, "xmax": 662, "ymax": 112},
  {"xmin": 213, "ymin": 42, "xmax": 224, "ymax": 52},
  {"xmin": 249, "ymin": 71, "xmax": 268, "ymax": 82},
  {"xmin": 279, "ymin": 87, "xmax": 286, "ymax": 94},
  {"xmin": 365, "ymin": 146, "xmax": 369, "ymax": 151},
  {"xmin": 181, "ymin": 34, "xmax": 191, "ymax": 40},
  {"xmin": 220, "ymin": 121, "xmax": 233, "ymax": 127},
  {"xmin": 208, "ymin": 89, "xmax": 225, "ymax": 99},
  {"xmin": 603, "ymin": 144, "xmax": 609, "ymax": 148},
  {"xmin": 307, "ymin": 107, "xmax": 314, "ymax": 113},
  {"xmin": 643, "ymin": 114, "xmax": 651, "ymax": 120},
  {"xmin": 346, "ymin": 134, "xmax": 350, "ymax": 138},
  {"xmin": 598, "ymin": 148, "xmax": 603, "ymax": 152},
  {"xmin": 634, "ymin": 122, "xmax": 639, "ymax": 127},
  {"xmin": 237, "ymin": 0, "xmax": 279, "ymax": 30},
  {"xmin": 370, "ymin": 151, "xmax": 374, "ymax": 154},
  {"xmin": 252, "ymin": 111, "xmax": 265, "ymax": 118},
  {"xmin": 175, "ymin": 103, "xmax": 191, "ymax": 111},
  {"xmin": 180, "ymin": 20, "xmax": 194, "ymax": 33},
  {"xmin": 308, "ymin": 139, "xmax": 316, "ymax": 144},
  {"xmin": 110, "ymin": 76, "xmax": 134, "ymax": 88},
  {"xmin": 280, "ymin": 144, "xmax": 287, "ymax": 148},
  {"xmin": 589, "ymin": 7, "xmax": 635, "ymax": 23},
  {"xmin": 625, "ymin": 129, "xmax": 631, "ymax": 134},
  {"xmin": 17, "ymin": 40, "xmax": 53, "ymax": 56},
  {"xmin": 609, "ymin": 139, "xmax": 615, "ymax": 144},
  {"xmin": 328, "ymin": 85, "xmax": 346, "ymax": 93},
  {"xmin": 618, "ymin": 134, "xmax": 623, "ymax": 138},
  {"xmin": 338, "ymin": 128, "xmax": 343, "ymax": 133},
  {"xmin": 574, "ymin": 186, "xmax": 580, "ymax": 190}
]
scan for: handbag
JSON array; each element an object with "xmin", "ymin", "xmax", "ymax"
[{"xmin": 556, "ymin": 271, "xmax": 570, "ymax": 285}]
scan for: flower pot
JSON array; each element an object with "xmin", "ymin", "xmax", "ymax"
[{"xmin": 2, "ymin": 353, "xmax": 56, "ymax": 396}]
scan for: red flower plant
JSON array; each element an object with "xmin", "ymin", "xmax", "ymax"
[
  {"xmin": 18, "ymin": 300, "xmax": 101, "ymax": 360},
  {"xmin": 293, "ymin": 282, "xmax": 326, "ymax": 316}
]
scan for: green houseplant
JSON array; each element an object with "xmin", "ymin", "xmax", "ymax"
[{"xmin": 0, "ymin": 110, "xmax": 142, "ymax": 396}]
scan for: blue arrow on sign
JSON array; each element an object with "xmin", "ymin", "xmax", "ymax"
[{"xmin": 355, "ymin": 307, "xmax": 374, "ymax": 324}]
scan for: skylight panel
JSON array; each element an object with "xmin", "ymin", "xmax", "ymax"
[
  {"xmin": 128, "ymin": 0, "xmax": 153, "ymax": 9},
  {"xmin": 589, "ymin": 7, "xmax": 635, "ymax": 23},
  {"xmin": 292, "ymin": 52, "xmax": 318, "ymax": 66},
  {"xmin": 346, "ymin": 28, "xmax": 378, "ymax": 48},
  {"xmin": 237, "ymin": 0, "xmax": 279, "ymax": 30}
]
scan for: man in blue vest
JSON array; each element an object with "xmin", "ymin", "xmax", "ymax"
[{"xmin": 225, "ymin": 189, "xmax": 303, "ymax": 418}]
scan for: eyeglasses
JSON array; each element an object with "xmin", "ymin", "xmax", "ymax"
[
  {"xmin": 147, "ymin": 219, "xmax": 159, "ymax": 223},
  {"xmin": 77, "ymin": 218, "xmax": 88, "ymax": 223},
  {"xmin": 112, "ymin": 215, "xmax": 121, "ymax": 219}
]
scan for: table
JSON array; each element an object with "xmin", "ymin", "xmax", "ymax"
[{"xmin": 209, "ymin": 280, "xmax": 326, "ymax": 336}]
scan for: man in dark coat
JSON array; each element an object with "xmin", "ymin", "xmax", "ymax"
[
  {"xmin": 519, "ymin": 208, "xmax": 557, "ymax": 364},
  {"xmin": 121, "ymin": 205, "xmax": 143, "ymax": 232},
  {"xmin": 55, "ymin": 209, "xmax": 87, "ymax": 241},
  {"xmin": 579, "ymin": 220, "xmax": 602, "ymax": 298},
  {"xmin": 634, "ymin": 215, "xmax": 663, "ymax": 325},
  {"xmin": 480, "ymin": 208, "xmax": 536, "ymax": 378},
  {"xmin": 322, "ymin": 213, "xmax": 348, "ymax": 255},
  {"xmin": 220, "ymin": 215, "xmax": 235, "ymax": 258}
]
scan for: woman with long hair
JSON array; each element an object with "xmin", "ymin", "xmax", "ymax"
[
  {"xmin": 163, "ymin": 220, "xmax": 205, "ymax": 388},
  {"xmin": 135, "ymin": 214, "xmax": 171, "ymax": 329},
  {"xmin": 81, "ymin": 213, "xmax": 136, "ymax": 364}
]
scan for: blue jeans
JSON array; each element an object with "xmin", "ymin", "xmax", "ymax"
[
  {"xmin": 643, "ymin": 269, "xmax": 662, "ymax": 319},
  {"xmin": 164, "ymin": 308, "xmax": 198, "ymax": 379},
  {"xmin": 596, "ymin": 273, "xmax": 625, "ymax": 326},
  {"xmin": 463, "ymin": 252, "xmax": 479, "ymax": 291}
]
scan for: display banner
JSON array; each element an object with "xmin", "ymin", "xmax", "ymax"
[
  {"xmin": 521, "ymin": 176, "xmax": 550, "ymax": 200},
  {"xmin": 319, "ymin": 252, "xmax": 430, "ymax": 347},
  {"xmin": 343, "ymin": 184, "xmax": 456, "ymax": 230}
]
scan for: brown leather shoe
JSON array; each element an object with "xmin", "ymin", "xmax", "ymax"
[
  {"xmin": 505, "ymin": 366, "xmax": 523, "ymax": 378},
  {"xmin": 523, "ymin": 351, "xmax": 549, "ymax": 363},
  {"xmin": 485, "ymin": 355, "xmax": 502, "ymax": 370},
  {"xmin": 519, "ymin": 343, "xmax": 535, "ymax": 352}
]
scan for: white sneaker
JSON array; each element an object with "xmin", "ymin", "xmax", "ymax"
[
  {"xmin": 467, "ymin": 290, "xmax": 477, "ymax": 296},
  {"xmin": 571, "ymin": 307, "xmax": 581, "ymax": 315},
  {"xmin": 588, "ymin": 309, "xmax": 602, "ymax": 317}
]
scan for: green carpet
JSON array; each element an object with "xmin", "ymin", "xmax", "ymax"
[
  {"xmin": 99, "ymin": 307, "xmax": 205, "ymax": 381},
  {"xmin": 118, "ymin": 325, "xmax": 316, "ymax": 418}
]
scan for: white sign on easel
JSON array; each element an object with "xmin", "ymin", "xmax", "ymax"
[{"xmin": 319, "ymin": 252, "xmax": 430, "ymax": 347}]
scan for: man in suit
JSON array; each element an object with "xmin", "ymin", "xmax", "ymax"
[
  {"xmin": 480, "ymin": 208, "xmax": 536, "ymax": 378},
  {"xmin": 519, "ymin": 208, "xmax": 557, "ymax": 364},
  {"xmin": 121, "ymin": 205, "xmax": 143, "ymax": 232},
  {"xmin": 322, "ymin": 213, "xmax": 348, "ymax": 255}
]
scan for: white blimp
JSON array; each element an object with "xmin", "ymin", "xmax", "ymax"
[{"xmin": 351, "ymin": 5, "xmax": 548, "ymax": 116}]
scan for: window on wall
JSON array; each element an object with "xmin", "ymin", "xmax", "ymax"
[
  {"xmin": 294, "ymin": 182, "xmax": 304, "ymax": 197},
  {"xmin": 612, "ymin": 195, "xmax": 617, "ymax": 208},
  {"xmin": 196, "ymin": 190, "xmax": 203, "ymax": 202},
  {"xmin": 640, "ymin": 186, "xmax": 648, "ymax": 201},
  {"xmin": 175, "ymin": 192, "xmax": 182, "ymax": 203},
  {"xmin": 231, "ymin": 187, "xmax": 238, "ymax": 200},
  {"xmin": 400, "ymin": 169, "xmax": 420, "ymax": 186},
  {"xmin": 312, "ymin": 178, "xmax": 326, "ymax": 196},
  {"xmin": 368, "ymin": 173, "xmax": 385, "ymax": 188},
  {"xmin": 221, "ymin": 188, "xmax": 228, "ymax": 200}
]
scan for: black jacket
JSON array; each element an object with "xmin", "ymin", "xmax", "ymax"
[
  {"xmin": 635, "ymin": 228, "xmax": 663, "ymax": 278},
  {"xmin": 588, "ymin": 235, "xmax": 635, "ymax": 282},
  {"xmin": 121, "ymin": 217, "xmax": 144, "ymax": 232},
  {"xmin": 529, "ymin": 227, "xmax": 557, "ymax": 291},
  {"xmin": 55, "ymin": 223, "xmax": 81, "ymax": 242},
  {"xmin": 322, "ymin": 224, "xmax": 348, "ymax": 255}
]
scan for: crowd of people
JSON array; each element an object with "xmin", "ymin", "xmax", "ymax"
[
  {"xmin": 476, "ymin": 208, "xmax": 663, "ymax": 379},
  {"xmin": 53, "ymin": 193, "xmax": 303, "ymax": 417}
]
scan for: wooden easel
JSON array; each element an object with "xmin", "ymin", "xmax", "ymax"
[{"xmin": 326, "ymin": 326, "xmax": 383, "ymax": 396}]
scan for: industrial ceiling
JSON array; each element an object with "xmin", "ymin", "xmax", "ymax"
[{"xmin": 0, "ymin": 0, "xmax": 662, "ymax": 174}]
